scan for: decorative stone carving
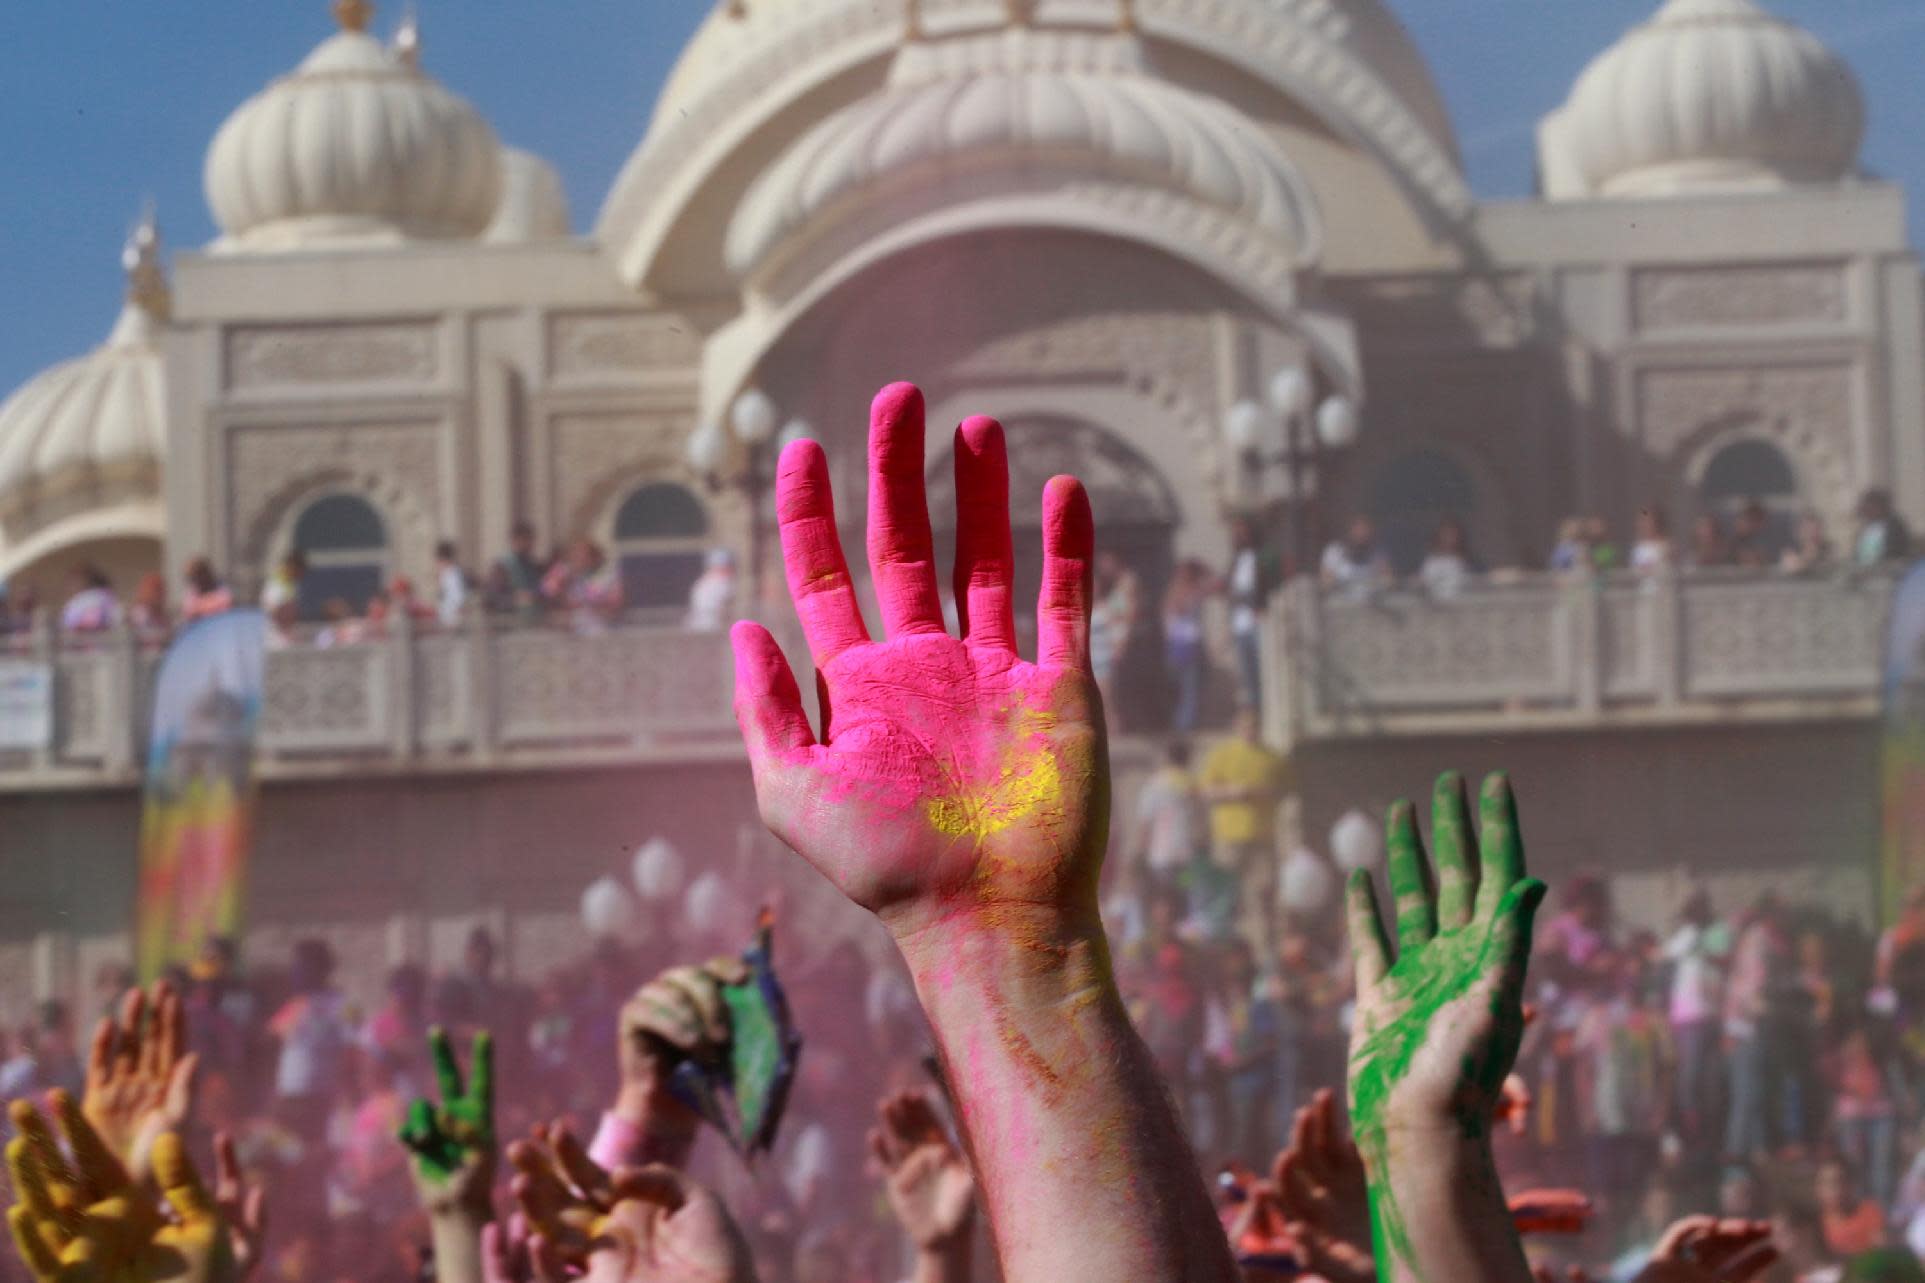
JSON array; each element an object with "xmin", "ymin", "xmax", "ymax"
[
  {"xmin": 54, "ymin": 655, "xmax": 104, "ymax": 761},
  {"xmin": 227, "ymin": 421, "xmax": 443, "ymax": 571},
  {"xmin": 227, "ymin": 322, "xmax": 438, "ymax": 390},
  {"xmin": 259, "ymin": 648, "xmax": 387, "ymax": 749},
  {"xmin": 548, "ymin": 412, "xmax": 695, "ymax": 536},
  {"xmin": 1339, "ymin": 275, "xmax": 1536, "ymax": 348},
  {"xmin": 547, "ymin": 313, "xmax": 702, "ymax": 380},
  {"xmin": 1682, "ymin": 580, "xmax": 1884, "ymax": 696},
  {"xmin": 1319, "ymin": 593, "xmax": 1567, "ymax": 702},
  {"xmin": 495, "ymin": 630, "xmax": 732, "ymax": 742},
  {"xmin": 1632, "ymin": 265, "xmax": 1847, "ymax": 332}
]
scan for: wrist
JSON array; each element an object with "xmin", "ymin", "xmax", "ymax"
[
  {"xmin": 606, "ymin": 1084, "xmax": 699, "ymax": 1168},
  {"xmin": 894, "ymin": 900, "xmax": 1112, "ymax": 1006}
]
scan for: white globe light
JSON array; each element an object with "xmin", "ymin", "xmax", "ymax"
[
  {"xmin": 1279, "ymin": 846, "xmax": 1339, "ymax": 913},
  {"xmin": 731, "ymin": 388, "xmax": 780, "ymax": 446},
  {"xmin": 631, "ymin": 837, "xmax": 685, "ymax": 903},
  {"xmin": 581, "ymin": 875, "xmax": 634, "ymax": 938},
  {"xmin": 1223, "ymin": 400, "xmax": 1268, "ymax": 452},
  {"xmin": 683, "ymin": 871, "xmax": 735, "ymax": 936},
  {"xmin": 685, "ymin": 423, "xmax": 728, "ymax": 474},
  {"xmin": 1316, "ymin": 395, "xmax": 1360, "ymax": 450},
  {"xmin": 1330, "ymin": 808, "xmax": 1382, "ymax": 873},
  {"xmin": 777, "ymin": 418, "xmax": 815, "ymax": 449},
  {"xmin": 1267, "ymin": 368, "xmax": 1311, "ymax": 419}
]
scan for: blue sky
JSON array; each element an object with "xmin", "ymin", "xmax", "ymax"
[{"xmin": 1, "ymin": 1, "xmax": 1921, "ymax": 397}]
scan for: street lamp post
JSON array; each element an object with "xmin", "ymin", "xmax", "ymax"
[
  {"xmin": 1221, "ymin": 369, "xmax": 1358, "ymax": 578},
  {"xmin": 686, "ymin": 387, "xmax": 789, "ymax": 616}
]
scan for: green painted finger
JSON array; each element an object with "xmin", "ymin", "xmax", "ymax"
[
  {"xmin": 1482, "ymin": 877, "xmax": 1549, "ymax": 1006},
  {"xmin": 1384, "ymin": 800, "xmax": 1436, "ymax": 952},
  {"xmin": 468, "ymin": 1031, "xmax": 494, "ymax": 1120},
  {"xmin": 429, "ymin": 1027, "xmax": 463, "ymax": 1107},
  {"xmin": 1344, "ymin": 870, "xmax": 1391, "ymax": 987},
  {"xmin": 1431, "ymin": 772, "xmax": 1477, "ymax": 931},
  {"xmin": 1475, "ymin": 773, "xmax": 1525, "ymax": 923},
  {"xmin": 398, "ymin": 1097, "xmax": 437, "ymax": 1153}
]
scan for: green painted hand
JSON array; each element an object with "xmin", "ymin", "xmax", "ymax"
[
  {"xmin": 400, "ymin": 1028, "xmax": 496, "ymax": 1223},
  {"xmin": 1343, "ymin": 772, "xmax": 1546, "ymax": 1274}
]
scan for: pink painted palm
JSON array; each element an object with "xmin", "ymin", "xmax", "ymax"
[{"xmin": 731, "ymin": 383, "xmax": 1108, "ymax": 941}]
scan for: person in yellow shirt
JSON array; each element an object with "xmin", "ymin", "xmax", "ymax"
[{"xmin": 1198, "ymin": 707, "xmax": 1290, "ymax": 946}]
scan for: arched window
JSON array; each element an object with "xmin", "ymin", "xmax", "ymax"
[
  {"xmin": 1698, "ymin": 437, "xmax": 1800, "ymax": 552},
  {"xmin": 290, "ymin": 492, "xmax": 388, "ymax": 617},
  {"xmin": 612, "ymin": 482, "xmax": 709, "ymax": 611},
  {"xmin": 1367, "ymin": 448, "xmax": 1478, "ymax": 576}
]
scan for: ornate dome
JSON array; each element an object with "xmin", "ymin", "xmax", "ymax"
[
  {"xmin": 726, "ymin": 27, "xmax": 1322, "ymax": 274},
  {"xmin": 0, "ymin": 219, "xmax": 169, "ymax": 538},
  {"xmin": 204, "ymin": 0, "xmax": 503, "ymax": 250},
  {"xmin": 1539, "ymin": 0, "xmax": 1864, "ymax": 201},
  {"xmin": 485, "ymin": 147, "xmax": 573, "ymax": 243}
]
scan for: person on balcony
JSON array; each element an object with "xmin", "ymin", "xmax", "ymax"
[
  {"xmin": 434, "ymin": 540, "xmax": 471, "ymax": 628},
  {"xmin": 1631, "ymin": 508, "xmax": 1676, "ymax": 577},
  {"xmin": 1730, "ymin": 499, "xmax": 1778, "ymax": 568},
  {"xmin": 1319, "ymin": 514, "xmax": 1389, "ymax": 602},
  {"xmin": 128, "ymin": 571, "xmax": 170, "ymax": 638},
  {"xmin": 1782, "ymin": 512, "xmax": 1836, "ymax": 575},
  {"xmin": 58, "ymin": 564, "xmax": 121, "ymax": 634},
  {"xmin": 1687, "ymin": 514, "xmax": 1733, "ymax": 571},
  {"xmin": 685, "ymin": 547, "xmax": 738, "ymax": 631},
  {"xmin": 178, "ymin": 556, "xmax": 233, "ymax": 622},
  {"xmin": 489, "ymin": 519, "xmax": 551, "ymax": 621},
  {"xmin": 1419, "ymin": 516, "xmax": 1477, "ymax": 599},
  {"xmin": 260, "ymin": 549, "xmax": 306, "ymax": 617},
  {"xmin": 1855, "ymin": 489, "xmax": 1914, "ymax": 568},
  {"xmin": 544, "ymin": 537, "xmax": 624, "ymax": 635}
]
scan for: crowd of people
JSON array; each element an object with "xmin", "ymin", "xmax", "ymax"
[{"xmin": 2, "ymin": 383, "xmax": 1915, "ymax": 1283}]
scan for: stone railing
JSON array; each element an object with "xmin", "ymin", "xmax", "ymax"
[
  {"xmin": 1267, "ymin": 568, "xmax": 1895, "ymax": 744},
  {"xmin": 0, "ymin": 615, "xmax": 753, "ymax": 791}
]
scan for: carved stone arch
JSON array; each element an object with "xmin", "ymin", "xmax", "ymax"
[
  {"xmin": 246, "ymin": 467, "xmax": 436, "ymax": 590},
  {"xmin": 1674, "ymin": 411, "xmax": 1855, "ymax": 541}
]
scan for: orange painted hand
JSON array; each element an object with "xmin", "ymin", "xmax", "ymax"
[
  {"xmin": 83, "ymin": 981, "xmax": 199, "ymax": 1186},
  {"xmin": 731, "ymin": 383, "xmax": 1105, "ymax": 942},
  {"xmin": 869, "ymin": 1091, "xmax": 975, "ymax": 1251},
  {"xmin": 7, "ymin": 1095, "xmax": 240, "ymax": 1283}
]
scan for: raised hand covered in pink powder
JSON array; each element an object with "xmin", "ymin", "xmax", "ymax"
[
  {"xmin": 731, "ymin": 382, "xmax": 1104, "ymax": 942},
  {"xmin": 731, "ymin": 383, "xmax": 1237, "ymax": 1283}
]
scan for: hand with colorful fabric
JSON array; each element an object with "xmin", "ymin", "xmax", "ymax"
[
  {"xmin": 399, "ymin": 1029, "xmax": 496, "ymax": 1283},
  {"xmin": 1344, "ymin": 771, "xmax": 1547, "ymax": 1283},
  {"xmin": 731, "ymin": 383, "xmax": 1236, "ymax": 1283},
  {"xmin": 83, "ymin": 980, "xmax": 199, "ymax": 1187},
  {"xmin": 7, "ymin": 1094, "xmax": 240, "ymax": 1283},
  {"xmin": 601, "ymin": 957, "xmax": 751, "ymax": 1172}
]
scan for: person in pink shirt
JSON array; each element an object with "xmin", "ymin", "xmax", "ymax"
[{"xmin": 179, "ymin": 556, "xmax": 234, "ymax": 622}]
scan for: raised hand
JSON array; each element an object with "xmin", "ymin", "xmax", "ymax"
[
  {"xmin": 8, "ymin": 1095, "xmax": 240, "ymax": 1283},
  {"xmin": 84, "ymin": 981, "xmax": 199, "ymax": 1185},
  {"xmin": 400, "ymin": 1029, "xmax": 496, "ymax": 1221},
  {"xmin": 1632, "ymin": 1217, "xmax": 1776, "ymax": 1283},
  {"xmin": 1343, "ymin": 771, "xmax": 1547, "ymax": 1283},
  {"xmin": 869, "ymin": 1091, "xmax": 975, "ymax": 1252},
  {"xmin": 1271, "ymin": 1088, "xmax": 1369, "ymax": 1259},
  {"xmin": 730, "ymin": 383, "xmax": 1235, "ymax": 1283},
  {"xmin": 731, "ymin": 383, "xmax": 1106, "ymax": 943},
  {"xmin": 511, "ymin": 1126, "xmax": 755, "ymax": 1283},
  {"xmin": 211, "ymin": 1134, "xmax": 265, "ymax": 1279},
  {"xmin": 609, "ymin": 958, "xmax": 751, "ymax": 1169}
]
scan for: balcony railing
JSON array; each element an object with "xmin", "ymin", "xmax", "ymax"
[
  {"xmin": 0, "ymin": 614, "xmax": 750, "ymax": 790},
  {"xmin": 1267, "ymin": 568, "xmax": 1895, "ymax": 743}
]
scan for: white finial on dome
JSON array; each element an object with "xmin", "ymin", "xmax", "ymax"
[
  {"xmin": 1539, "ymin": 0, "xmax": 1864, "ymax": 200},
  {"xmin": 392, "ymin": 2, "xmax": 420, "ymax": 68},
  {"xmin": 120, "ymin": 200, "xmax": 169, "ymax": 323}
]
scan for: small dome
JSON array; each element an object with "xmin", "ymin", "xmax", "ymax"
[
  {"xmin": 727, "ymin": 27, "xmax": 1322, "ymax": 275},
  {"xmin": 485, "ymin": 147, "xmax": 573, "ymax": 243},
  {"xmin": 1539, "ymin": 0, "xmax": 1863, "ymax": 200},
  {"xmin": 0, "ymin": 220, "xmax": 169, "ymax": 533},
  {"xmin": 204, "ymin": 2, "xmax": 502, "ymax": 250}
]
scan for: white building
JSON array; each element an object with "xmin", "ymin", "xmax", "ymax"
[{"xmin": 0, "ymin": 0, "xmax": 1910, "ymax": 1003}]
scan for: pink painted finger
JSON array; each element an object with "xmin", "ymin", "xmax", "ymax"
[
  {"xmin": 775, "ymin": 438, "xmax": 869, "ymax": 665},
  {"xmin": 1036, "ymin": 474, "xmax": 1094, "ymax": 670},
  {"xmin": 865, "ymin": 383, "xmax": 946, "ymax": 638},
  {"xmin": 731, "ymin": 622, "xmax": 816, "ymax": 763},
  {"xmin": 952, "ymin": 415, "xmax": 1016, "ymax": 652}
]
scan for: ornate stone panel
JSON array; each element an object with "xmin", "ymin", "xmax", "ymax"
[
  {"xmin": 227, "ymin": 421, "xmax": 443, "ymax": 569},
  {"xmin": 1632, "ymin": 265, "xmax": 1847, "ymax": 333},
  {"xmin": 226, "ymin": 321, "xmax": 439, "ymax": 391},
  {"xmin": 258, "ymin": 647, "xmax": 389, "ymax": 751},
  {"xmin": 546, "ymin": 313, "xmax": 701, "ymax": 381},
  {"xmin": 1317, "ymin": 592, "xmax": 1569, "ymax": 707},
  {"xmin": 1681, "ymin": 580, "xmax": 1883, "ymax": 697},
  {"xmin": 54, "ymin": 655, "xmax": 105, "ymax": 761},
  {"xmin": 1598, "ymin": 586, "xmax": 1653, "ymax": 699},
  {"xmin": 495, "ymin": 630, "xmax": 732, "ymax": 743},
  {"xmin": 417, "ymin": 635, "xmax": 469, "ymax": 747},
  {"xmin": 548, "ymin": 412, "xmax": 695, "ymax": 536}
]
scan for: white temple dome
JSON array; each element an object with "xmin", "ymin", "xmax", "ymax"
[
  {"xmin": 204, "ymin": 1, "xmax": 503, "ymax": 251},
  {"xmin": 726, "ymin": 28, "xmax": 1322, "ymax": 275},
  {"xmin": 1539, "ymin": 0, "xmax": 1864, "ymax": 201},
  {"xmin": 0, "ymin": 221, "xmax": 169, "ymax": 533},
  {"xmin": 485, "ymin": 147, "xmax": 573, "ymax": 243}
]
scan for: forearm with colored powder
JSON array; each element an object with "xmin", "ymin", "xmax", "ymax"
[
  {"xmin": 1364, "ymin": 1126, "xmax": 1534, "ymax": 1283},
  {"xmin": 596, "ymin": 1092, "xmax": 698, "ymax": 1172},
  {"xmin": 897, "ymin": 907, "xmax": 1239, "ymax": 1283}
]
